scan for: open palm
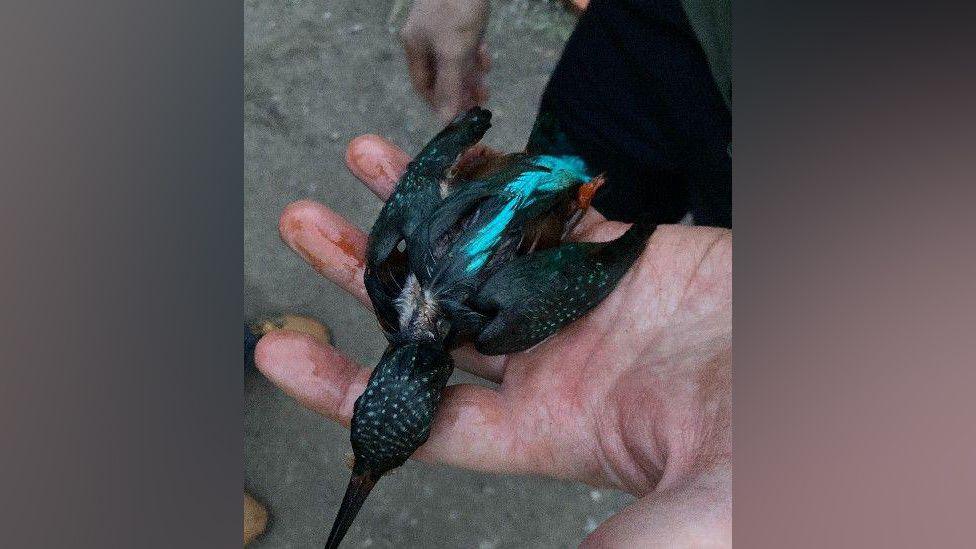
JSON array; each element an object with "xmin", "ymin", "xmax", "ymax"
[{"xmin": 256, "ymin": 135, "xmax": 732, "ymax": 547}]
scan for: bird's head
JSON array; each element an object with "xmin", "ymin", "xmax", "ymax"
[{"xmin": 325, "ymin": 342, "xmax": 454, "ymax": 548}]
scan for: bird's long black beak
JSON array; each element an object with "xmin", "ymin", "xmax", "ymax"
[{"xmin": 324, "ymin": 468, "xmax": 379, "ymax": 549}]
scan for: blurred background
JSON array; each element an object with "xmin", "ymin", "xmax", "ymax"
[{"xmin": 244, "ymin": 0, "xmax": 633, "ymax": 546}]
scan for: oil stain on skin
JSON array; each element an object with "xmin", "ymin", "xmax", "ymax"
[
  {"xmin": 292, "ymin": 240, "xmax": 329, "ymax": 276},
  {"xmin": 326, "ymin": 229, "xmax": 366, "ymax": 268},
  {"xmin": 287, "ymin": 219, "xmax": 371, "ymax": 307},
  {"xmin": 346, "ymin": 137, "xmax": 407, "ymax": 192},
  {"xmin": 281, "ymin": 207, "xmax": 366, "ymax": 270}
]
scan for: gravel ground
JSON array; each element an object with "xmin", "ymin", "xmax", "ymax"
[{"xmin": 245, "ymin": 1, "xmax": 633, "ymax": 546}]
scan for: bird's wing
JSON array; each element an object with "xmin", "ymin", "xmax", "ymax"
[
  {"xmin": 366, "ymin": 107, "xmax": 491, "ymax": 267},
  {"xmin": 364, "ymin": 108, "xmax": 491, "ymax": 335},
  {"xmin": 471, "ymin": 221, "xmax": 657, "ymax": 355},
  {"xmin": 404, "ymin": 154, "xmax": 541, "ymax": 280}
]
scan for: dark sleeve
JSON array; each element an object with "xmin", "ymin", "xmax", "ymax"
[{"xmin": 534, "ymin": 0, "xmax": 731, "ymax": 228}]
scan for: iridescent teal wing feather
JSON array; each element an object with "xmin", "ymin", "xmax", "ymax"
[{"xmin": 412, "ymin": 154, "xmax": 591, "ymax": 285}]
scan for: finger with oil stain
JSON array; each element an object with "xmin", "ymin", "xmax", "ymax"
[
  {"xmin": 345, "ymin": 134, "xmax": 411, "ymax": 200},
  {"xmin": 255, "ymin": 330, "xmax": 371, "ymax": 427},
  {"xmin": 279, "ymin": 199, "xmax": 371, "ymax": 307}
]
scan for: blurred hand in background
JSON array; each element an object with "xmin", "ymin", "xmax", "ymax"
[
  {"xmin": 400, "ymin": 0, "xmax": 491, "ymax": 121},
  {"xmin": 256, "ymin": 134, "xmax": 732, "ymax": 547}
]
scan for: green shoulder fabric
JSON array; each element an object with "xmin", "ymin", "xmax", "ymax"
[{"xmin": 680, "ymin": 0, "xmax": 732, "ymax": 110}]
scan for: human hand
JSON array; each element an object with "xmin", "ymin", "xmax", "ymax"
[
  {"xmin": 256, "ymin": 135, "xmax": 732, "ymax": 546},
  {"xmin": 400, "ymin": 0, "xmax": 491, "ymax": 121}
]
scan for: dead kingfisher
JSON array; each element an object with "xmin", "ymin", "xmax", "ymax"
[{"xmin": 324, "ymin": 107, "xmax": 656, "ymax": 548}]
